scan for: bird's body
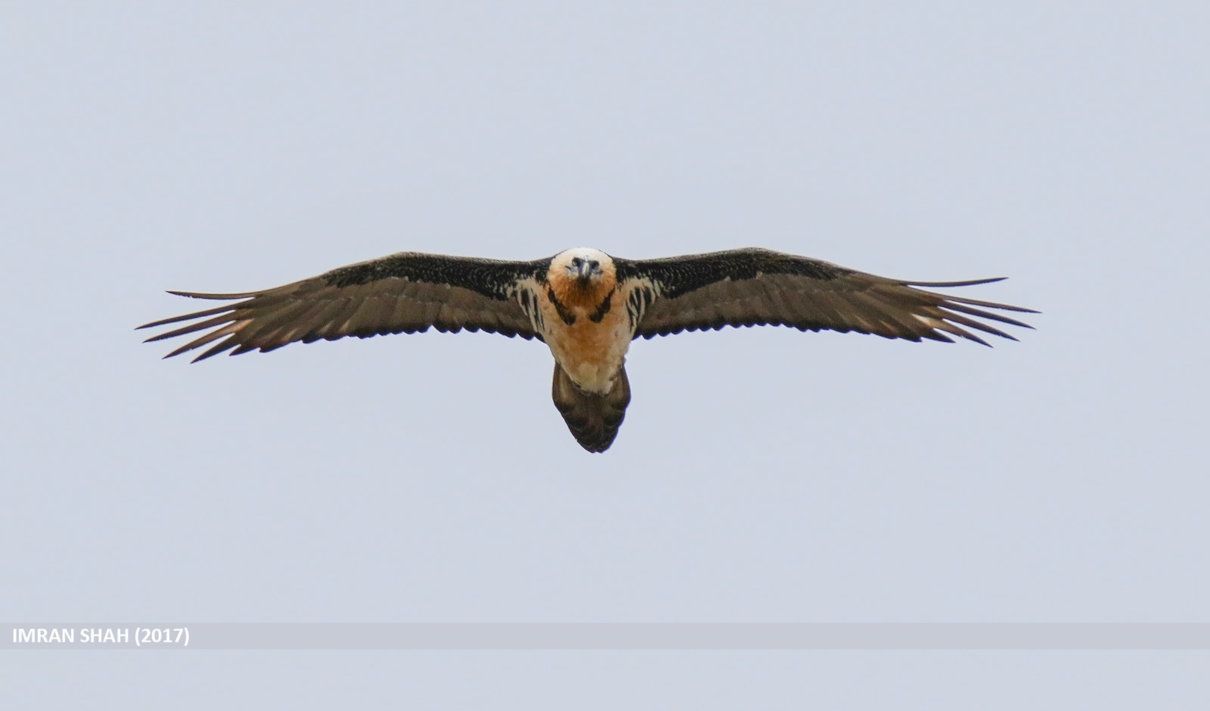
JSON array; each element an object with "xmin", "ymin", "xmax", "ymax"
[
  {"xmin": 141, "ymin": 247, "xmax": 1035, "ymax": 452},
  {"xmin": 534, "ymin": 248, "xmax": 631, "ymax": 395}
]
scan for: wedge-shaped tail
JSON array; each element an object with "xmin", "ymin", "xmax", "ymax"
[{"xmin": 551, "ymin": 365, "xmax": 631, "ymax": 453}]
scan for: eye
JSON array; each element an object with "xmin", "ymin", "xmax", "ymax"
[
  {"xmin": 588, "ymin": 260, "xmax": 599, "ymax": 270},
  {"xmin": 570, "ymin": 257, "xmax": 583, "ymax": 267}
]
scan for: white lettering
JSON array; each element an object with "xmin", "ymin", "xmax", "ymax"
[
  {"xmin": 12, "ymin": 627, "xmax": 75, "ymax": 644},
  {"xmin": 78, "ymin": 627, "xmax": 130, "ymax": 644}
]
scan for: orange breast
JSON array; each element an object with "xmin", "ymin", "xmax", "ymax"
[{"xmin": 539, "ymin": 285, "xmax": 632, "ymax": 393}]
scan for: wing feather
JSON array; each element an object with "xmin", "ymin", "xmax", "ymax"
[
  {"xmin": 140, "ymin": 252, "xmax": 548, "ymax": 360},
  {"xmin": 615, "ymin": 248, "xmax": 1035, "ymax": 344}
]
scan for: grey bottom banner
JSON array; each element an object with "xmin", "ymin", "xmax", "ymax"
[{"xmin": 4, "ymin": 624, "xmax": 1210, "ymax": 650}]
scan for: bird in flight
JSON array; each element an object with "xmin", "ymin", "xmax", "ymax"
[{"xmin": 140, "ymin": 247, "xmax": 1035, "ymax": 452}]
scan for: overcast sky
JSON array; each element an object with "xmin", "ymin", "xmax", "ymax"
[{"xmin": 3, "ymin": 1, "xmax": 1208, "ymax": 707}]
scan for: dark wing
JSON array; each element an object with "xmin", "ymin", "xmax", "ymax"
[
  {"xmin": 139, "ymin": 252, "xmax": 549, "ymax": 362},
  {"xmin": 614, "ymin": 248, "xmax": 1035, "ymax": 345}
]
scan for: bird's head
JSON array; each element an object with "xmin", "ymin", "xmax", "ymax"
[
  {"xmin": 549, "ymin": 247, "xmax": 616, "ymax": 307},
  {"xmin": 552, "ymin": 248, "xmax": 612, "ymax": 288}
]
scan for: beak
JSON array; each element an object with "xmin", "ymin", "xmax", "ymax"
[{"xmin": 576, "ymin": 262, "xmax": 594, "ymax": 282}]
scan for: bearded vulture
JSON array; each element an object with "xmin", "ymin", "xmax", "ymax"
[{"xmin": 140, "ymin": 248, "xmax": 1035, "ymax": 452}]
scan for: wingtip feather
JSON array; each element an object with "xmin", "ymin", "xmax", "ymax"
[
  {"xmin": 904, "ymin": 276, "xmax": 1008, "ymax": 288},
  {"xmin": 167, "ymin": 289, "xmax": 255, "ymax": 300}
]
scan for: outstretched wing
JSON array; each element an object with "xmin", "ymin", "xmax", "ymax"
[
  {"xmin": 614, "ymin": 248, "xmax": 1035, "ymax": 345},
  {"xmin": 140, "ymin": 252, "xmax": 549, "ymax": 362}
]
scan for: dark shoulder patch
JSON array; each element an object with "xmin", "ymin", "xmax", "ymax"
[
  {"xmin": 588, "ymin": 292, "xmax": 613, "ymax": 323},
  {"xmin": 613, "ymin": 248, "xmax": 851, "ymax": 299},
  {"xmin": 547, "ymin": 287, "xmax": 577, "ymax": 325},
  {"xmin": 324, "ymin": 252, "xmax": 549, "ymax": 300}
]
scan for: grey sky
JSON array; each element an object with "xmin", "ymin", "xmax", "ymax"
[{"xmin": 3, "ymin": 1, "xmax": 1207, "ymax": 707}]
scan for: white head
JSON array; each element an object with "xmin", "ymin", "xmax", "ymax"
[
  {"xmin": 550, "ymin": 247, "xmax": 613, "ymax": 286},
  {"xmin": 547, "ymin": 247, "xmax": 617, "ymax": 308}
]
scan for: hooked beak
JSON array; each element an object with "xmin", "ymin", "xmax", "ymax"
[{"xmin": 576, "ymin": 262, "xmax": 594, "ymax": 283}]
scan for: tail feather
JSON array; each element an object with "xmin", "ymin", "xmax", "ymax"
[{"xmin": 551, "ymin": 365, "xmax": 631, "ymax": 453}]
